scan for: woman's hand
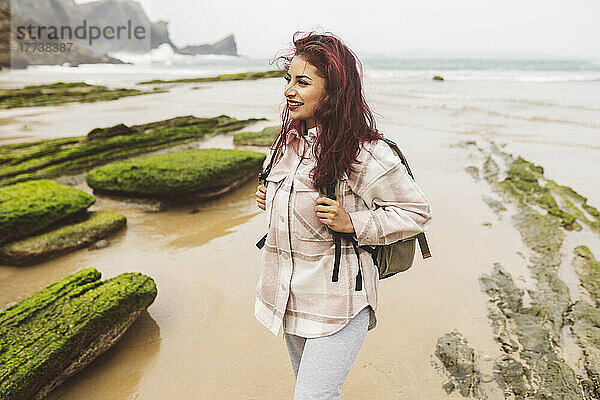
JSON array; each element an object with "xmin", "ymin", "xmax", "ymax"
[
  {"xmin": 315, "ymin": 196, "xmax": 355, "ymax": 234},
  {"xmin": 256, "ymin": 183, "xmax": 266, "ymax": 210}
]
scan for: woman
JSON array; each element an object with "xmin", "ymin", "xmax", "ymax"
[{"xmin": 254, "ymin": 31, "xmax": 432, "ymax": 399}]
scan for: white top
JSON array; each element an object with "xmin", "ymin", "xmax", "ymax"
[{"xmin": 303, "ymin": 125, "xmax": 318, "ymax": 141}]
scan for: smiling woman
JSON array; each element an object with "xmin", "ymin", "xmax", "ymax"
[
  {"xmin": 252, "ymin": 30, "xmax": 432, "ymax": 400},
  {"xmin": 283, "ymin": 58, "xmax": 327, "ymax": 130}
]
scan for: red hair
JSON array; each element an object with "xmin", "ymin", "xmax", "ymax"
[{"xmin": 269, "ymin": 30, "xmax": 383, "ymax": 192}]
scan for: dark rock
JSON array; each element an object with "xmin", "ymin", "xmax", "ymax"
[
  {"xmin": 434, "ymin": 331, "xmax": 483, "ymax": 397},
  {"xmin": 1, "ymin": 0, "xmax": 124, "ymax": 69},
  {"xmin": 493, "ymin": 355, "xmax": 534, "ymax": 398},
  {"xmin": 176, "ymin": 34, "xmax": 237, "ymax": 56},
  {"xmin": 87, "ymin": 123, "xmax": 135, "ymax": 142},
  {"xmin": 479, "ymin": 263, "xmax": 582, "ymax": 399}
]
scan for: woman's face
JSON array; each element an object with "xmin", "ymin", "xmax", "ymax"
[{"xmin": 284, "ymin": 55, "xmax": 326, "ymax": 130}]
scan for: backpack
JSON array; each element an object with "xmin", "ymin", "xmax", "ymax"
[{"xmin": 255, "ymin": 136, "xmax": 431, "ymax": 283}]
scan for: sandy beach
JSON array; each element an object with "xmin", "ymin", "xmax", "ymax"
[{"xmin": 1, "ymin": 62, "xmax": 599, "ymax": 399}]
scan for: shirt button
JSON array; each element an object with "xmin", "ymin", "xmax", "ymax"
[
  {"xmin": 282, "ymin": 252, "xmax": 289, "ymax": 260},
  {"xmin": 281, "ymin": 283, "xmax": 287, "ymax": 291},
  {"xmin": 280, "ymin": 215, "xmax": 285, "ymax": 223}
]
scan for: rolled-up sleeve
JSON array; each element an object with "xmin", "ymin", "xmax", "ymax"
[{"xmin": 347, "ymin": 161, "xmax": 432, "ymax": 247}]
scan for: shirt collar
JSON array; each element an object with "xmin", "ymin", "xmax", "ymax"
[
  {"xmin": 286, "ymin": 124, "xmax": 320, "ymax": 145},
  {"xmin": 283, "ymin": 124, "xmax": 349, "ymax": 180}
]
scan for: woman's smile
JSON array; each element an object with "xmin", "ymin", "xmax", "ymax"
[{"xmin": 287, "ymin": 99, "xmax": 303, "ymax": 110}]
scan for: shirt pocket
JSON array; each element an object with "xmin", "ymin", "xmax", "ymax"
[
  {"xmin": 340, "ymin": 179, "xmax": 367, "ymax": 213},
  {"xmin": 265, "ymin": 166, "xmax": 288, "ymax": 229},
  {"xmin": 291, "ymin": 175, "xmax": 332, "ymax": 242}
]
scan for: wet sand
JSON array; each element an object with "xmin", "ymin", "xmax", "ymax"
[{"xmin": 1, "ymin": 76, "xmax": 599, "ymax": 399}]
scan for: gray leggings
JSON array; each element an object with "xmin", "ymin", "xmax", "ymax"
[{"xmin": 283, "ymin": 305, "xmax": 370, "ymax": 399}]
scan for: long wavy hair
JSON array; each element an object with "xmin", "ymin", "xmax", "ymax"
[{"xmin": 269, "ymin": 30, "xmax": 384, "ymax": 192}]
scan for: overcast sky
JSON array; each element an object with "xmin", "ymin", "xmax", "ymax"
[{"xmin": 76, "ymin": 0, "xmax": 600, "ymax": 60}]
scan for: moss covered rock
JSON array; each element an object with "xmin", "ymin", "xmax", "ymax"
[
  {"xmin": 87, "ymin": 148, "xmax": 266, "ymax": 200},
  {"xmin": 499, "ymin": 157, "xmax": 581, "ymax": 231},
  {"xmin": 0, "ymin": 180, "xmax": 95, "ymax": 245},
  {"xmin": 566, "ymin": 300, "xmax": 600, "ymax": 399},
  {"xmin": 0, "ymin": 211, "xmax": 126, "ymax": 266},
  {"xmin": 0, "ymin": 267, "xmax": 157, "ymax": 400},
  {"xmin": 233, "ymin": 125, "xmax": 281, "ymax": 146},
  {"xmin": 462, "ymin": 139, "xmax": 600, "ymax": 398},
  {"xmin": 0, "ymin": 82, "xmax": 164, "ymax": 109},
  {"xmin": 137, "ymin": 69, "xmax": 285, "ymax": 85},
  {"xmin": 0, "ymin": 115, "xmax": 265, "ymax": 188},
  {"xmin": 573, "ymin": 246, "xmax": 600, "ymax": 305},
  {"xmin": 479, "ymin": 263, "xmax": 582, "ymax": 398}
]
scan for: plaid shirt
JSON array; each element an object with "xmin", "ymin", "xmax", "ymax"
[{"xmin": 254, "ymin": 125, "xmax": 432, "ymax": 338}]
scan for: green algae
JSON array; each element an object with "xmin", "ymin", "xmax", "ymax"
[
  {"xmin": 0, "ymin": 82, "xmax": 165, "ymax": 109},
  {"xmin": 490, "ymin": 155, "xmax": 599, "ymax": 234},
  {"xmin": 482, "ymin": 156, "xmax": 499, "ymax": 183},
  {"xmin": 137, "ymin": 69, "xmax": 285, "ymax": 85},
  {"xmin": 491, "ymin": 159, "xmax": 572, "ymax": 342},
  {"xmin": 86, "ymin": 148, "xmax": 266, "ymax": 197},
  {"xmin": 495, "ymin": 157, "xmax": 582, "ymax": 231},
  {"xmin": 0, "ymin": 211, "xmax": 127, "ymax": 266},
  {"xmin": 547, "ymin": 183, "xmax": 600, "ymax": 233},
  {"xmin": 0, "ymin": 115, "xmax": 265, "ymax": 188},
  {"xmin": 572, "ymin": 246, "xmax": 600, "ymax": 306},
  {"xmin": 0, "ymin": 180, "xmax": 95, "ymax": 245},
  {"xmin": 0, "ymin": 267, "xmax": 157, "ymax": 400},
  {"xmin": 232, "ymin": 125, "xmax": 281, "ymax": 146}
]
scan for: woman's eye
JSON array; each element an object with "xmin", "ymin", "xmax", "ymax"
[{"xmin": 283, "ymin": 76, "xmax": 308, "ymax": 86}]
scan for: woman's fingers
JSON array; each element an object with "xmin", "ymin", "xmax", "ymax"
[
  {"xmin": 256, "ymin": 184, "xmax": 267, "ymax": 210},
  {"xmin": 256, "ymin": 197, "xmax": 266, "ymax": 210},
  {"xmin": 256, "ymin": 184, "xmax": 266, "ymax": 199}
]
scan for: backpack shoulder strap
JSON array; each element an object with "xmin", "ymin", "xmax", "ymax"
[
  {"xmin": 381, "ymin": 138, "xmax": 432, "ymax": 259},
  {"xmin": 381, "ymin": 138, "xmax": 414, "ymax": 179},
  {"xmin": 258, "ymin": 130, "xmax": 286, "ymax": 183}
]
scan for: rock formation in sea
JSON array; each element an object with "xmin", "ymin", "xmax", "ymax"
[
  {"xmin": 0, "ymin": 0, "xmax": 239, "ymax": 69},
  {"xmin": 0, "ymin": 0, "xmax": 123, "ymax": 69},
  {"xmin": 176, "ymin": 34, "xmax": 237, "ymax": 56}
]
